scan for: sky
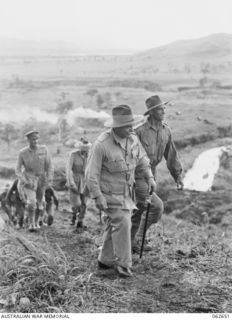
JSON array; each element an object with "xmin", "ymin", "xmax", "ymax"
[{"xmin": 0, "ymin": 0, "xmax": 232, "ymax": 52}]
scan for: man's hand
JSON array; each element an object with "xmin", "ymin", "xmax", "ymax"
[
  {"xmin": 95, "ymin": 194, "xmax": 108, "ymax": 211},
  {"xmin": 148, "ymin": 178, "xmax": 157, "ymax": 193},
  {"xmin": 176, "ymin": 177, "xmax": 184, "ymax": 190}
]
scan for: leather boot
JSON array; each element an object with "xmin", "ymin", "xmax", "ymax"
[{"xmin": 116, "ymin": 265, "xmax": 133, "ymax": 278}]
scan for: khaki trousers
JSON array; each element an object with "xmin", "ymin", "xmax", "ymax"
[
  {"xmin": 24, "ymin": 184, "xmax": 46, "ymax": 227},
  {"xmin": 98, "ymin": 207, "xmax": 132, "ymax": 269}
]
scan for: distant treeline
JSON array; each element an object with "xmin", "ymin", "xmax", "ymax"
[{"xmin": 3, "ymin": 77, "xmax": 162, "ymax": 92}]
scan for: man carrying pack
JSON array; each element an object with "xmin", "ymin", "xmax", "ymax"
[
  {"xmin": 15, "ymin": 129, "xmax": 53, "ymax": 231},
  {"xmin": 66, "ymin": 138, "xmax": 91, "ymax": 231},
  {"xmin": 132, "ymin": 95, "xmax": 183, "ymax": 252},
  {"xmin": 85, "ymin": 105, "xmax": 156, "ymax": 277},
  {"xmin": 4, "ymin": 179, "xmax": 25, "ymax": 228}
]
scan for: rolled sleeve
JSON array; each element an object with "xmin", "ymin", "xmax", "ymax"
[{"xmin": 164, "ymin": 136, "xmax": 182, "ymax": 182}]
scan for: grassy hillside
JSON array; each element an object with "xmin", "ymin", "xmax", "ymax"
[{"xmin": 0, "ymin": 142, "xmax": 232, "ymax": 312}]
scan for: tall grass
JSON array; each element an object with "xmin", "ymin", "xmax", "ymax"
[{"xmin": 0, "ymin": 228, "xmax": 93, "ymax": 313}]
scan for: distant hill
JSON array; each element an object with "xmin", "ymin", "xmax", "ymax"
[
  {"xmin": 136, "ymin": 33, "xmax": 232, "ymax": 64},
  {"xmin": 0, "ymin": 38, "xmax": 135, "ymax": 56},
  {"xmin": 0, "ymin": 38, "xmax": 83, "ymax": 56}
]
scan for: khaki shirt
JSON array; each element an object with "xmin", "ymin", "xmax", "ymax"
[
  {"xmin": 85, "ymin": 129, "xmax": 153, "ymax": 209},
  {"xmin": 135, "ymin": 119, "xmax": 182, "ymax": 181},
  {"xmin": 66, "ymin": 150, "xmax": 87, "ymax": 193},
  {"xmin": 16, "ymin": 145, "xmax": 53, "ymax": 188}
]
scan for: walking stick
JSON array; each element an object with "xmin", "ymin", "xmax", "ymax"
[
  {"xmin": 99, "ymin": 209, "xmax": 102, "ymax": 225},
  {"xmin": 140, "ymin": 186, "xmax": 154, "ymax": 259}
]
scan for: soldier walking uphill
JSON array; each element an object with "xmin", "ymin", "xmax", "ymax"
[
  {"xmin": 131, "ymin": 95, "xmax": 183, "ymax": 252},
  {"xmin": 85, "ymin": 105, "xmax": 156, "ymax": 278},
  {"xmin": 15, "ymin": 130, "xmax": 53, "ymax": 232},
  {"xmin": 66, "ymin": 138, "xmax": 91, "ymax": 231}
]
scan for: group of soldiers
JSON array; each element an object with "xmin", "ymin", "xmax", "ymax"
[{"xmin": 1, "ymin": 94, "xmax": 183, "ymax": 278}]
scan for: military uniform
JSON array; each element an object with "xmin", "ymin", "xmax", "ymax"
[
  {"xmin": 15, "ymin": 144, "xmax": 53, "ymax": 229},
  {"xmin": 85, "ymin": 129, "xmax": 153, "ymax": 269},
  {"xmin": 131, "ymin": 119, "xmax": 182, "ymax": 241},
  {"xmin": 66, "ymin": 150, "xmax": 88, "ymax": 225}
]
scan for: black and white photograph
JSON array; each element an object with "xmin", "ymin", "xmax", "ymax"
[{"xmin": 0, "ymin": 0, "xmax": 232, "ymax": 316}]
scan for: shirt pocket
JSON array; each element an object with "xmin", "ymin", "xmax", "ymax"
[
  {"xmin": 140, "ymin": 134, "xmax": 152, "ymax": 153},
  {"xmin": 105, "ymin": 157, "xmax": 128, "ymax": 173},
  {"xmin": 143, "ymin": 141, "xmax": 154, "ymax": 158}
]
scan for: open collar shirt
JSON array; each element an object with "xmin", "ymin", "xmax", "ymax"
[{"xmin": 135, "ymin": 118, "xmax": 182, "ymax": 181}]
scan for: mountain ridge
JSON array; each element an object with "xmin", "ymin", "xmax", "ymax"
[
  {"xmin": 0, "ymin": 33, "xmax": 232, "ymax": 62},
  {"xmin": 136, "ymin": 33, "xmax": 232, "ymax": 61}
]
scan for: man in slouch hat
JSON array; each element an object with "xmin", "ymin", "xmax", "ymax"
[
  {"xmin": 66, "ymin": 137, "xmax": 91, "ymax": 231},
  {"xmin": 132, "ymin": 95, "xmax": 183, "ymax": 252},
  {"xmin": 85, "ymin": 105, "xmax": 156, "ymax": 277}
]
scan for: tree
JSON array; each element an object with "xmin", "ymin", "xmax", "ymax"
[
  {"xmin": 55, "ymin": 93, "xmax": 73, "ymax": 141},
  {"xmin": 57, "ymin": 117, "xmax": 69, "ymax": 142},
  {"xmin": 199, "ymin": 76, "xmax": 208, "ymax": 88},
  {"xmin": 184, "ymin": 64, "xmax": 191, "ymax": 74},
  {"xmin": 86, "ymin": 88, "xmax": 98, "ymax": 97},
  {"xmin": 96, "ymin": 94, "xmax": 104, "ymax": 107},
  {"xmin": 200, "ymin": 63, "xmax": 211, "ymax": 75},
  {"xmin": 56, "ymin": 100, "xmax": 74, "ymax": 114},
  {"xmin": 2, "ymin": 124, "xmax": 17, "ymax": 150}
]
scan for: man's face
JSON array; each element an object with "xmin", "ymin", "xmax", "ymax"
[
  {"xmin": 114, "ymin": 125, "xmax": 133, "ymax": 139},
  {"xmin": 28, "ymin": 134, "xmax": 39, "ymax": 149},
  {"xmin": 150, "ymin": 106, "xmax": 165, "ymax": 121}
]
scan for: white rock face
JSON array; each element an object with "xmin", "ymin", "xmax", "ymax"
[{"xmin": 183, "ymin": 147, "xmax": 226, "ymax": 192}]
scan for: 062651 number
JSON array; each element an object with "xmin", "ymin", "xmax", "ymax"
[{"xmin": 212, "ymin": 314, "xmax": 230, "ymax": 319}]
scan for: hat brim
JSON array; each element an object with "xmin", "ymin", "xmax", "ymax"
[
  {"xmin": 104, "ymin": 115, "xmax": 144, "ymax": 128},
  {"xmin": 25, "ymin": 130, "xmax": 39, "ymax": 137},
  {"xmin": 74, "ymin": 143, "xmax": 92, "ymax": 150},
  {"xmin": 144, "ymin": 101, "xmax": 169, "ymax": 116}
]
